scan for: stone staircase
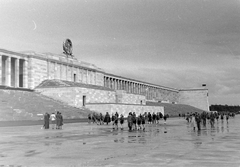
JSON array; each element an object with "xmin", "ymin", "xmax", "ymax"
[{"xmin": 0, "ymin": 89, "xmax": 91, "ymax": 121}]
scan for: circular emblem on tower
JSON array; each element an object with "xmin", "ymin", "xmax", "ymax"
[{"xmin": 63, "ymin": 39, "xmax": 73, "ymax": 56}]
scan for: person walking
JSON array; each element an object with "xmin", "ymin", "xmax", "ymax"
[
  {"xmin": 127, "ymin": 112, "xmax": 133, "ymax": 131},
  {"xmin": 104, "ymin": 112, "xmax": 111, "ymax": 125},
  {"xmin": 43, "ymin": 112, "xmax": 50, "ymax": 129},
  {"xmin": 120, "ymin": 114, "xmax": 124, "ymax": 130},
  {"xmin": 50, "ymin": 113, "xmax": 56, "ymax": 129}
]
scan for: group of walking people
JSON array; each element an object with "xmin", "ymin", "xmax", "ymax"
[
  {"xmin": 186, "ymin": 111, "xmax": 234, "ymax": 131},
  {"xmin": 43, "ymin": 111, "xmax": 63, "ymax": 129},
  {"xmin": 88, "ymin": 111, "xmax": 168, "ymax": 131}
]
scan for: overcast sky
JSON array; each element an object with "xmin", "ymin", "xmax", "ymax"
[{"xmin": 0, "ymin": 0, "xmax": 240, "ymax": 105}]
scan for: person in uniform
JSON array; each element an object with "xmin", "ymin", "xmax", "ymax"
[{"xmin": 120, "ymin": 114, "xmax": 124, "ymax": 130}]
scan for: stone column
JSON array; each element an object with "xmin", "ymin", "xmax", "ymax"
[
  {"xmin": 119, "ymin": 80, "xmax": 122, "ymax": 90},
  {"xmin": 76, "ymin": 68, "xmax": 79, "ymax": 83},
  {"xmin": 6, "ymin": 56, "xmax": 11, "ymax": 86},
  {"xmin": 105, "ymin": 77, "xmax": 109, "ymax": 88},
  {"xmin": 47, "ymin": 60, "xmax": 50, "ymax": 79},
  {"xmin": 23, "ymin": 59, "xmax": 28, "ymax": 88},
  {"xmin": 138, "ymin": 84, "xmax": 140, "ymax": 94},
  {"xmin": 114, "ymin": 79, "xmax": 117, "ymax": 90},
  {"xmin": 116, "ymin": 79, "xmax": 119, "ymax": 90},
  {"xmin": 0, "ymin": 55, "xmax": 2, "ymax": 85},
  {"xmin": 130, "ymin": 82, "xmax": 133, "ymax": 93},
  {"xmin": 125, "ymin": 81, "xmax": 128, "ymax": 92},
  {"xmin": 15, "ymin": 58, "xmax": 19, "ymax": 87}
]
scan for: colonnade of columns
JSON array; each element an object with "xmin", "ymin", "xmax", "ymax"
[
  {"xmin": 104, "ymin": 76, "xmax": 170, "ymax": 100},
  {"xmin": 0, "ymin": 55, "xmax": 28, "ymax": 88}
]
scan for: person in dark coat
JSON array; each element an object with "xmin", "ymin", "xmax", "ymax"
[
  {"xmin": 59, "ymin": 112, "xmax": 63, "ymax": 129},
  {"xmin": 56, "ymin": 111, "xmax": 60, "ymax": 129},
  {"xmin": 104, "ymin": 112, "xmax": 111, "ymax": 125},
  {"xmin": 127, "ymin": 112, "xmax": 133, "ymax": 131},
  {"xmin": 43, "ymin": 112, "xmax": 50, "ymax": 129},
  {"xmin": 195, "ymin": 114, "xmax": 201, "ymax": 131},
  {"xmin": 163, "ymin": 114, "xmax": 167, "ymax": 124},
  {"xmin": 141, "ymin": 113, "xmax": 146, "ymax": 130},
  {"xmin": 137, "ymin": 114, "xmax": 142, "ymax": 130},
  {"xmin": 120, "ymin": 114, "xmax": 124, "ymax": 130}
]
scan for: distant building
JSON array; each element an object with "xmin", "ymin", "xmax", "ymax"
[{"xmin": 0, "ymin": 46, "xmax": 209, "ymax": 111}]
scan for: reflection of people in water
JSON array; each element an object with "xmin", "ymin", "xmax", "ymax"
[
  {"xmin": 163, "ymin": 115, "xmax": 167, "ymax": 124},
  {"xmin": 226, "ymin": 114, "xmax": 229, "ymax": 123}
]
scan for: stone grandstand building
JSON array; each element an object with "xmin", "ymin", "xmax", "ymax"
[{"xmin": 0, "ymin": 43, "xmax": 209, "ymax": 116}]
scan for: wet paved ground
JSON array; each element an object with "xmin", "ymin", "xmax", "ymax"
[{"xmin": 0, "ymin": 116, "xmax": 240, "ymax": 167}]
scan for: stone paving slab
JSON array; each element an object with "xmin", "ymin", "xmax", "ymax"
[{"xmin": 0, "ymin": 116, "xmax": 240, "ymax": 167}]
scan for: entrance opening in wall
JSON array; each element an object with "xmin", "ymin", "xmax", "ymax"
[
  {"xmin": 83, "ymin": 95, "xmax": 86, "ymax": 107},
  {"xmin": 73, "ymin": 74, "xmax": 76, "ymax": 82}
]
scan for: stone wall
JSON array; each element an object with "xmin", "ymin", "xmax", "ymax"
[
  {"xmin": 178, "ymin": 89, "xmax": 209, "ymax": 111},
  {"xmin": 150, "ymin": 88, "xmax": 179, "ymax": 103},
  {"xmin": 86, "ymin": 103, "xmax": 164, "ymax": 117},
  {"xmin": 36, "ymin": 87, "xmax": 116, "ymax": 108},
  {"xmin": 96, "ymin": 72, "xmax": 104, "ymax": 86},
  {"xmin": 116, "ymin": 90, "xmax": 146, "ymax": 105},
  {"xmin": 29, "ymin": 58, "xmax": 48, "ymax": 89}
]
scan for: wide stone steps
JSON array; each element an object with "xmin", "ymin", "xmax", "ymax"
[{"xmin": 0, "ymin": 89, "xmax": 90, "ymax": 121}]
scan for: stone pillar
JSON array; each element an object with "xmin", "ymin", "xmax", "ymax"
[
  {"xmin": 15, "ymin": 58, "xmax": 19, "ymax": 87},
  {"xmin": 116, "ymin": 79, "xmax": 119, "ymax": 90},
  {"xmin": 139, "ymin": 84, "xmax": 140, "ymax": 94},
  {"xmin": 23, "ymin": 59, "xmax": 28, "ymax": 88},
  {"xmin": 47, "ymin": 60, "xmax": 50, "ymax": 79},
  {"xmin": 125, "ymin": 81, "xmax": 127, "ymax": 91},
  {"xmin": 6, "ymin": 56, "xmax": 11, "ymax": 86},
  {"xmin": 86, "ymin": 70, "xmax": 89, "ymax": 84},
  {"xmin": 106, "ymin": 77, "xmax": 108, "ymax": 88},
  {"xmin": 114, "ymin": 79, "xmax": 116, "ymax": 90},
  {"xmin": 0, "ymin": 55, "xmax": 2, "ymax": 85},
  {"xmin": 54, "ymin": 62, "xmax": 57, "ymax": 79},
  {"xmin": 130, "ymin": 82, "xmax": 133, "ymax": 93},
  {"xmin": 119, "ymin": 80, "xmax": 121, "ymax": 90},
  {"xmin": 76, "ymin": 68, "xmax": 79, "ymax": 82},
  {"xmin": 60, "ymin": 64, "xmax": 62, "ymax": 80}
]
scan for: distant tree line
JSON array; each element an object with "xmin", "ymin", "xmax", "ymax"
[{"xmin": 210, "ymin": 105, "xmax": 240, "ymax": 113}]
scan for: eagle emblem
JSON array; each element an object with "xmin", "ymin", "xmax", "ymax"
[{"xmin": 63, "ymin": 39, "xmax": 73, "ymax": 56}]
